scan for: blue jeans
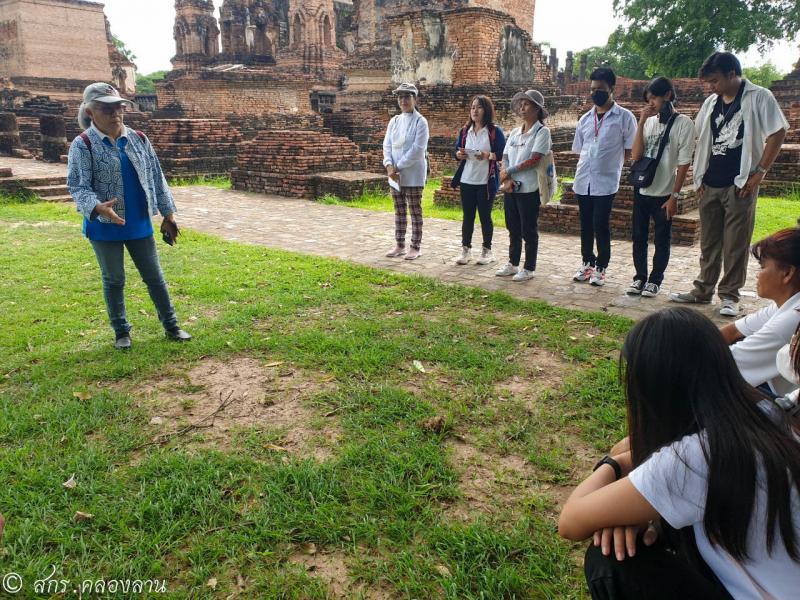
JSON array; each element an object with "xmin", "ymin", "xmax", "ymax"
[
  {"xmin": 632, "ymin": 190, "xmax": 672, "ymax": 286},
  {"xmin": 90, "ymin": 236, "xmax": 178, "ymax": 337}
]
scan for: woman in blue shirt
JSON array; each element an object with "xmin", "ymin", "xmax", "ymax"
[{"xmin": 67, "ymin": 83, "xmax": 191, "ymax": 350}]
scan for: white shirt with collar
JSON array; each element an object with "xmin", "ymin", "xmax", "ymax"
[
  {"xmin": 382, "ymin": 110, "xmax": 429, "ymax": 190},
  {"xmin": 731, "ymin": 291, "xmax": 800, "ymax": 395},
  {"xmin": 693, "ymin": 79, "xmax": 789, "ymax": 190},
  {"xmin": 460, "ymin": 126, "xmax": 492, "ymax": 185},
  {"xmin": 572, "ymin": 103, "xmax": 637, "ymax": 196}
]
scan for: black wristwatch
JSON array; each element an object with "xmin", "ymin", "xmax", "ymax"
[{"xmin": 593, "ymin": 455, "xmax": 622, "ymax": 481}]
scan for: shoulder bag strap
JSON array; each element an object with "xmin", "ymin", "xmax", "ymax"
[{"xmin": 653, "ymin": 114, "xmax": 677, "ymax": 164}]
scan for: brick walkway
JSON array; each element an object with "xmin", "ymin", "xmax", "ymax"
[{"xmin": 0, "ymin": 156, "xmax": 765, "ymax": 321}]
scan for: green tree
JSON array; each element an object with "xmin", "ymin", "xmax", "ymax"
[
  {"xmin": 112, "ymin": 35, "xmax": 137, "ymax": 62},
  {"xmin": 743, "ymin": 62, "xmax": 787, "ymax": 87},
  {"xmin": 613, "ymin": 0, "xmax": 800, "ymax": 77},
  {"xmin": 135, "ymin": 71, "xmax": 168, "ymax": 95},
  {"xmin": 575, "ymin": 28, "xmax": 650, "ymax": 80}
]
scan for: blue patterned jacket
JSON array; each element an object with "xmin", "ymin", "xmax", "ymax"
[{"xmin": 67, "ymin": 125, "xmax": 176, "ymax": 223}]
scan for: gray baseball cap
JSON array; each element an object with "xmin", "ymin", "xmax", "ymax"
[
  {"xmin": 392, "ymin": 82, "xmax": 419, "ymax": 97},
  {"xmin": 82, "ymin": 82, "xmax": 133, "ymax": 106},
  {"xmin": 511, "ymin": 89, "xmax": 548, "ymax": 118}
]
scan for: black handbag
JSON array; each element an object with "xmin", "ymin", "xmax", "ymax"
[{"xmin": 629, "ymin": 114, "xmax": 677, "ymax": 188}]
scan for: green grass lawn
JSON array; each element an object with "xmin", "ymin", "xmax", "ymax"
[
  {"xmin": 0, "ymin": 198, "xmax": 633, "ymax": 599},
  {"xmin": 319, "ymin": 178, "xmax": 799, "ymax": 244}
]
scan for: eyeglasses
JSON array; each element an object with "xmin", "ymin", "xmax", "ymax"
[{"xmin": 97, "ymin": 103, "xmax": 126, "ymax": 115}]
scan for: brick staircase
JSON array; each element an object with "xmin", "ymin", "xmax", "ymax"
[{"xmin": 0, "ymin": 168, "xmax": 71, "ymax": 202}]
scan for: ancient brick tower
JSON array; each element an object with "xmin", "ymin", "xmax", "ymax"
[
  {"xmin": 172, "ymin": 0, "xmax": 220, "ymax": 71},
  {"xmin": 352, "ymin": 0, "xmax": 536, "ymax": 51},
  {"xmin": 218, "ymin": 0, "xmax": 286, "ymax": 64}
]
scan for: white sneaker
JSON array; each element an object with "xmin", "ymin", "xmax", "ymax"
[
  {"xmin": 719, "ymin": 299, "xmax": 740, "ymax": 317},
  {"xmin": 641, "ymin": 282, "xmax": 660, "ymax": 297},
  {"xmin": 455, "ymin": 246, "xmax": 472, "ymax": 265},
  {"xmin": 512, "ymin": 268, "xmax": 535, "ymax": 282},
  {"xmin": 589, "ymin": 268, "xmax": 607, "ymax": 287},
  {"xmin": 495, "ymin": 263, "xmax": 519, "ymax": 277},
  {"xmin": 573, "ymin": 262, "xmax": 595, "ymax": 282},
  {"xmin": 476, "ymin": 247, "xmax": 495, "ymax": 265}
]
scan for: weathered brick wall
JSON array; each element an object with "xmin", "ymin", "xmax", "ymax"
[
  {"xmin": 156, "ymin": 72, "xmax": 320, "ymax": 118},
  {"xmin": 386, "ymin": 7, "xmax": 542, "ymax": 87},
  {"xmin": 565, "ymin": 77, "xmax": 712, "ymax": 103},
  {"xmin": 146, "ymin": 119, "xmax": 243, "ymax": 178},
  {"xmin": 232, "ymin": 129, "xmax": 366, "ymax": 197},
  {"xmin": 0, "ymin": 0, "xmax": 112, "ymax": 81},
  {"xmin": 469, "ymin": 0, "xmax": 535, "ymax": 34}
]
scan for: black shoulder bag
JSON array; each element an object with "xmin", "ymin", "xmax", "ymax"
[{"xmin": 629, "ymin": 113, "xmax": 677, "ymax": 188}]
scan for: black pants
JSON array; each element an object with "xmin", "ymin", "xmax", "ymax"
[
  {"xmin": 504, "ymin": 191, "xmax": 541, "ymax": 271},
  {"xmin": 577, "ymin": 192, "xmax": 615, "ymax": 269},
  {"xmin": 632, "ymin": 190, "xmax": 672, "ymax": 286},
  {"xmin": 460, "ymin": 182, "xmax": 494, "ymax": 249},
  {"xmin": 584, "ymin": 541, "xmax": 732, "ymax": 600}
]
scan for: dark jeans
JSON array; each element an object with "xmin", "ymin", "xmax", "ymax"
[
  {"xmin": 460, "ymin": 182, "xmax": 493, "ymax": 249},
  {"xmin": 90, "ymin": 235, "xmax": 178, "ymax": 337},
  {"xmin": 632, "ymin": 190, "xmax": 673, "ymax": 286},
  {"xmin": 577, "ymin": 192, "xmax": 615, "ymax": 269},
  {"xmin": 584, "ymin": 541, "xmax": 732, "ymax": 600},
  {"xmin": 504, "ymin": 191, "xmax": 541, "ymax": 271}
]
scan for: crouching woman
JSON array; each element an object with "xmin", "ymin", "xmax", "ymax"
[{"xmin": 558, "ymin": 307, "xmax": 800, "ymax": 599}]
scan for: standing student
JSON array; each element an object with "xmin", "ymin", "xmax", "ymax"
[
  {"xmin": 382, "ymin": 82, "xmax": 430, "ymax": 261},
  {"xmin": 572, "ymin": 68, "xmax": 637, "ymax": 286},
  {"xmin": 495, "ymin": 90, "xmax": 552, "ymax": 282},
  {"xmin": 451, "ymin": 95, "xmax": 506, "ymax": 265},
  {"xmin": 559, "ymin": 307, "xmax": 800, "ymax": 599},
  {"xmin": 627, "ymin": 77, "xmax": 695, "ymax": 298},
  {"xmin": 671, "ymin": 52, "xmax": 789, "ymax": 316}
]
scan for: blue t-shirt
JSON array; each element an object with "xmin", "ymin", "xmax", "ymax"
[{"xmin": 83, "ymin": 136, "xmax": 154, "ymax": 242}]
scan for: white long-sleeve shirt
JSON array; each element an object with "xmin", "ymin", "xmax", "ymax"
[{"xmin": 382, "ymin": 110, "xmax": 429, "ymax": 189}]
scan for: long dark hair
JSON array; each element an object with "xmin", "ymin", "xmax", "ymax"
[
  {"xmin": 622, "ymin": 307, "xmax": 800, "ymax": 560},
  {"xmin": 464, "ymin": 95, "xmax": 495, "ymax": 130}
]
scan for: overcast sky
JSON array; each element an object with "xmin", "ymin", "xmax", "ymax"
[{"xmin": 102, "ymin": 0, "xmax": 798, "ymax": 77}]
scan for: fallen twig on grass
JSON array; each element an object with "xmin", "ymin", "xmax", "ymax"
[{"xmin": 130, "ymin": 389, "xmax": 237, "ymax": 451}]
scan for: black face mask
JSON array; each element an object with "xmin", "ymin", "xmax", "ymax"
[{"xmin": 591, "ymin": 90, "xmax": 610, "ymax": 107}]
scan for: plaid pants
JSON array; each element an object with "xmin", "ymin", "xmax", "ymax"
[{"xmin": 391, "ymin": 186, "xmax": 424, "ymax": 250}]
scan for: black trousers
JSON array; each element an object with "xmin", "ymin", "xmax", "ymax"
[
  {"xmin": 584, "ymin": 541, "xmax": 732, "ymax": 600},
  {"xmin": 460, "ymin": 182, "xmax": 494, "ymax": 249},
  {"xmin": 504, "ymin": 191, "xmax": 541, "ymax": 271},
  {"xmin": 632, "ymin": 190, "xmax": 672, "ymax": 286},
  {"xmin": 577, "ymin": 192, "xmax": 616, "ymax": 269}
]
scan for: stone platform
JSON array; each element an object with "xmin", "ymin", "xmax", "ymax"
[{"xmin": 312, "ymin": 171, "xmax": 389, "ymax": 201}]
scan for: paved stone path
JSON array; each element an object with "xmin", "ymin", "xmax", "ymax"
[{"xmin": 1, "ymin": 156, "xmax": 765, "ymax": 322}]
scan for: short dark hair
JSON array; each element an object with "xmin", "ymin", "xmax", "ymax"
[
  {"xmin": 698, "ymin": 52, "xmax": 742, "ymax": 78},
  {"xmin": 643, "ymin": 76, "xmax": 677, "ymax": 102},
  {"xmin": 590, "ymin": 67, "xmax": 616, "ymax": 88}
]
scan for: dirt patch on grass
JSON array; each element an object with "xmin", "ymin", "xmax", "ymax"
[
  {"xmin": 289, "ymin": 548, "xmax": 393, "ymax": 599},
  {"xmin": 139, "ymin": 357, "xmax": 339, "ymax": 459},
  {"xmin": 445, "ymin": 439, "xmax": 537, "ymax": 521},
  {"xmin": 495, "ymin": 347, "xmax": 573, "ymax": 408}
]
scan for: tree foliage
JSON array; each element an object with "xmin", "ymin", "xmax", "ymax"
[
  {"xmin": 574, "ymin": 27, "xmax": 650, "ymax": 80},
  {"xmin": 112, "ymin": 35, "xmax": 137, "ymax": 62},
  {"xmin": 613, "ymin": 0, "xmax": 800, "ymax": 77},
  {"xmin": 135, "ymin": 71, "xmax": 168, "ymax": 95},
  {"xmin": 742, "ymin": 62, "xmax": 787, "ymax": 87}
]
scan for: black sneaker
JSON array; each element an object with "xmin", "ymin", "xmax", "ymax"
[
  {"xmin": 166, "ymin": 328, "xmax": 192, "ymax": 342},
  {"xmin": 114, "ymin": 332, "xmax": 132, "ymax": 350},
  {"xmin": 641, "ymin": 282, "xmax": 660, "ymax": 298},
  {"xmin": 626, "ymin": 279, "xmax": 644, "ymax": 295}
]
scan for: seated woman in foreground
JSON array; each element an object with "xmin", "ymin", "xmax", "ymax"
[
  {"xmin": 722, "ymin": 227, "xmax": 800, "ymax": 397},
  {"xmin": 558, "ymin": 307, "xmax": 800, "ymax": 599}
]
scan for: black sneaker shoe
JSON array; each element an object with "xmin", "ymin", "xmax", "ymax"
[
  {"xmin": 641, "ymin": 282, "xmax": 660, "ymax": 297},
  {"xmin": 114, "ymin": 333, "xmax": 132, "ymax": 350},
  {"xmin": 165, "ymin": 328, "xmax": 192, "ymax": 342},
  {"xmin": 626, "ymin": 279, "xmax": 644, "ymax": 295}
]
